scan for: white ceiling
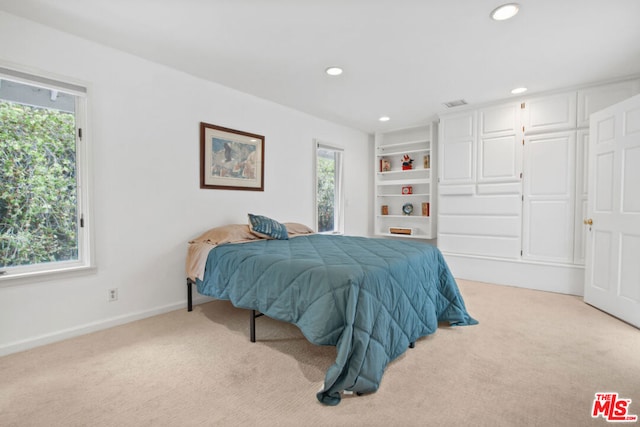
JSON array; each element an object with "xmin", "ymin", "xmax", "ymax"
[{"xmin": 1, "ymin": 0, "xmax": 640, "ymax": 133}]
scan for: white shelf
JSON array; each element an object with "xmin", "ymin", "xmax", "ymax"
[
  {"xmin": 377, "ymin": 168, "xmax": 430, "ymax": 176},
  {"xmin": 376, "ymin": 215, "xmax": 431, "ymax": 219},
  {"xmin": 375, "ymin": 232, "xmax": 431, "ymax": 239},
  {"xmin": 377, "ymin": 139, "xmax": 429, "ymax": 150},
  {"xmin": 376, "ymin": 178, "xmax": 431, "ymax": 186},
  {"xmin": 377, "ymin": 193, "xmax": 430, "ymax": 197},
  {"xmin": 377, "ymin": 147, "xmax": 430, "ymax": 156}
]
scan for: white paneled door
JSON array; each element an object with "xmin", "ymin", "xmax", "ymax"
[
  {"xmin": 522, "ymin": 131, "xmax": 576, "ymax": 263},
  {"xmin": 439, "ymin": 111, "xmax": 476, "ymax": 185},
  {"xmin": 584, "ymin": 94, "xmax": 640, "ymax": 328},
  {"xmin": 477, "ymin": 103, "xmax": 522, "ymax": 184}
]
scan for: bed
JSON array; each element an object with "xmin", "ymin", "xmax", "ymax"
[{"xmin": 186, "ymin": 218, "xmax": 477, "ymax": 405}]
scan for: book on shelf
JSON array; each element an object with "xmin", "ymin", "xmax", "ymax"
[
  {"xmin": 422, "ymin": 202, "xmax": 430, "ymax": 216},
  {"xmin": 380, "ymin": 158, "xmax": 391, "ymax": 172},
  {"xmin": 423, "ymin": 154, "xmax": 430, "ymax": 169},
  {"xmin": 389, "ymin": 227, "xmax": 413, "ymax": 235}
]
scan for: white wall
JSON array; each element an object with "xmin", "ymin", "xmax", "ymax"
[{"xmin": 0, "ymin": 12, "xmax": 373, "ymax": 356}]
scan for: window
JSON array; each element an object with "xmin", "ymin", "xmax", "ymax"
[
  {"xmin": 315, "ymin": 141, "xmax": 344, "ymax": 234},
  {"xmin": 0, "ymin": 67, "xmax": 91, "ymax": 282}
]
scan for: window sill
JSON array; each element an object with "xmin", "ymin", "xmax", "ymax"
[{"xmin": 0, "ymin": 264, "xmax": 97, "ymax": 288}]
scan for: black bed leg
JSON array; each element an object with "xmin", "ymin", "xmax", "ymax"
[
  {"xmin": 249, "ymin": 310, "xmax": 264, "ymax": 343},
  {"xmin": 250, "ymin": 310, "xmax": 256, "ymax": 343},
  {"xmin": 409, "ymin": 341, "xmax": 415, "ymax": 349},
  {"xmin": 187, "ymin": 278, "xmax": 193, "ymax": 312}
]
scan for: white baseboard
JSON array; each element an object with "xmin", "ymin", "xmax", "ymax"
[
  {"xmin": 0, "ymin": 295, "xmax": 214, "ymax": 357},
  {"xmin": 442, "ymin": 252, "xmax": 585, "ymax": 296}
]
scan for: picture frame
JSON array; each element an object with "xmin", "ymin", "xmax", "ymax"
[{"xmin": 200, "ymin": 122, "xmax": 265, "ymax": 191}]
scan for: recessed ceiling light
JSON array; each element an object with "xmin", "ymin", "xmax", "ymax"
[
  {"xmin": 511, "ymin": 87, "xmax": 528, "ymax": 94},
  {"xmin": 379, "ymin": 116, "xmax": 390, "ymax": 122},
  {"xmin": 490, "ymin": 3, "xmax": 519, "ymax": 21},
  {"xmin": 325, "ymin": 66, "xmax": 343, "ymax": 76}
]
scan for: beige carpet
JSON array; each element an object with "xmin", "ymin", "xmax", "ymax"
[{"xmin": 1, "ymin": 280, "xmax": 638, "ymax": 427}]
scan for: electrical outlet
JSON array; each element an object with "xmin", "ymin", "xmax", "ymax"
[{"xmin": 108, "ymin": 288, "xmax": 118, "ymax": 302}]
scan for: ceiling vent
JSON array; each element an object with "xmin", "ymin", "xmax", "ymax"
[{"xmin": 443, "ymin": 99, "xmax": 468, "ymax": 108}]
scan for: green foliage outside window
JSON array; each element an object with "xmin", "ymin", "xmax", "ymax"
[
  {"xmin": 317, "ymin": 154, "xmax": 335, "ymax": 232},
  {"xmin": 0, "ymin": 101, "xmax": 78, "ymax": 268}
]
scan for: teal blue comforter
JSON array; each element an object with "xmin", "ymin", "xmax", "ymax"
[{"xmin": 196, "ymin": 234, "xmax": 477, "ymax": 405}]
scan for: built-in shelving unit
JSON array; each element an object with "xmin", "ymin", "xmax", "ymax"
[{"xmin": 374, "ymin": 123, "xmax": 437, "ymax": 239}]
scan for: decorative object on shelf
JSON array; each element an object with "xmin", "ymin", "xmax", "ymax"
[
  {"xmin": 401, "ymin": 154, "xmax": 414, "ymax": 170},
  {"xmin": 380, "ymin": 158, "xmax": 391, "ymax": 172},
  {"xmin": 200, "ymin": 122, "xmax": 265, "ymax": 191},
  {"xmin": 422, "ymin": 202, "xmax": 430, "ymax": 216},
  {"xmin": 381, "ymin": 205, "xmax": 389, "ymax": 215},
  {"xmin": 389, "ymin": 227, "xmax": 413, "ymax": 235},
  {"xmin": 401, "ymin": 186, "xmax": 413, "ymax": 194},
  {"xmin": 423, "ymin": 154, "xmax": 430, "ymax": 169},
  {"xmin": 402, "ymin": 202, "xmax": 414, "ymax": 215}
]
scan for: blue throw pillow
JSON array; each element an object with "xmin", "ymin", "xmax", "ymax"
[{"xmin": 248, "ymin": 214, "xmax": 289, "ymax": 240}]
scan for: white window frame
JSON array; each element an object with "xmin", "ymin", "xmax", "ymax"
[
  {"xmin": 0, "ymin": 66, "xmax": 94, "ymax": 285},
  {"xmin": 314, "ymin": 140, "xmax": 344, "ymax": 234}
]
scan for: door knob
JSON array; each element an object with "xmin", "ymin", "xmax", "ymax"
[{"xmin": 583, "ymin": 218, "xmax": 593, "ymax": 225}]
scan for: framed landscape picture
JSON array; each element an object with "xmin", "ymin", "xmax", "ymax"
[{"xmin": 200, "ymin": 122, "xmax": 265, "ymax": 191}]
